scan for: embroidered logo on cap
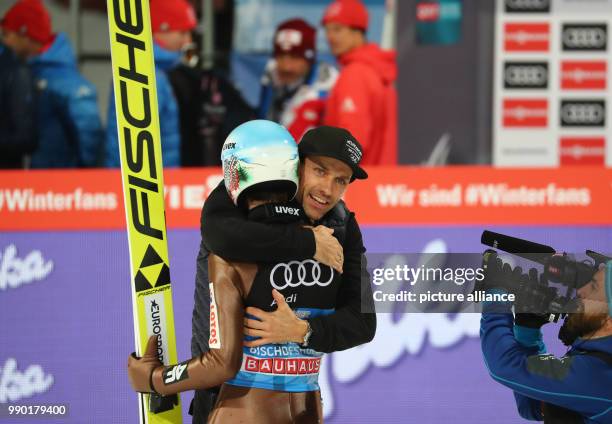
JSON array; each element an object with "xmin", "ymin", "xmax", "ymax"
[
  {"xmin": 345, "ymin": 139, "xmax": 362, "ymax": 164},
  {"xmin": 276, "ymin": 29, "xmax": 304, "ymax": 51}
]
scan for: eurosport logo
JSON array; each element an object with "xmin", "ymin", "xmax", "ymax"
[
  {"xmin": 269, "ymin": 260, "xmax": 334, "ymax": 291},
  {"xmin": 504, "ymin": 62, "xmax": 548, "ymax": 89},
  {"xmin": 505, "ymin": 0, "xmax": 550, "ymax": 13},
  {"xmin": 504, "ymin": 23, "xmax": 550, "ymax": 52},
  {"xmin": 503, "ymin": 99, "xmax": 548, "ymax": 127},
  {"xmin": 561, "ymin": 61, "xmax": 607, "ymax": 90},
  {"xmin": 146, "ymin": 294, "xmax": 169, "ymax": 363},
  {"xmin": 560, "ymin": 137, "xmax": 605, "ymax": 165},
  {"xmin": 560, "ymin": 100, "xmax": 605, "ymax": 127},
  {"xmin": 562, "ymin": 24, "xmax": 607, "ymax": 51}
]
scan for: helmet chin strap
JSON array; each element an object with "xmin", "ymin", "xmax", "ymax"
[{"xmin": 606, "ymin": 261, "xmax": 612, "ymax": 319}]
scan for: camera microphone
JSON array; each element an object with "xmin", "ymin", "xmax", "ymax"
[{"xmin": 481, "ymin": 230, "xmax": 555, "ymax": 265}]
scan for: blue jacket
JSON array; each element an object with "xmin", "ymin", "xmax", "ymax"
[
  {"xmin": 29, "ymin": 33, "xmax": 103, "ymax": 168},
  {"xmin": 105, "ymin": 43, "xmax": 181, "ymax": 167},
  {"xmin": 481, "ymin": 301, "xmax": 612, "ymax": 423}
]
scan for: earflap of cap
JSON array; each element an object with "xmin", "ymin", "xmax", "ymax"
[{"xmin": 606, "ymin": 260, "xmax": 612, "ymax": 318}]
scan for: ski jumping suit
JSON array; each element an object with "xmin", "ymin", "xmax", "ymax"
[
  {"xmin": 154, "ymin": 202, "xmax": 368, "ymax": 422},
  {"xmin": 189, "ymin": 182, "xmax": 376, "ymax": 422}
]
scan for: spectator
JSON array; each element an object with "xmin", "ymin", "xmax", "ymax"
[
  {"xmin": 258, "ymin": 18, "xmax": 337, "ymax": 141},
  {"xmin": 1, "ymin": 0, "xmax": 103, "ymax": 168},
  {"xmin": 0, "ymin": 40, "xmax": 36, "ymax": 169},
  {"xmin": 105, "ymin": 0, "xmax": 196, "ymax": 167},
  {"xmin": 322, "ymin": 0, "xmax": 397, "ymax": 165},
  {"xmin": 168, "ymin": 44, "xmax": 255, "ymax": 167}
]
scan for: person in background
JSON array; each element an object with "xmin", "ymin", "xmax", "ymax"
[
  {"xmin": 105, "ymin": 0, "xmax": 196, "ymax": 167},
  {"xmin": 480, "ymin": 257, "xmax": 612, "ymax": 423},
  {"xmin": 0, "ymin": 39, "xmax": 36, "ymax": 169},
  {"xmin": 258, "ymin": 18, "xmax": 337, "ymax": 141},
  {"xmin": 1, "ymin": 0, "xmax": 102, "ymax": 168},
  {"xmin": 321, "ymin": 0, "xmax": 397, "ymax": 165},
  {"xmin": 168, "ymin": 44, "xmax": 256, "ymax": 167}
]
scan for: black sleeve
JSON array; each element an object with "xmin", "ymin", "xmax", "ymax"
[
  {"xmin": 201, "ymin": 182, "xmax": 316, "ymax": 262},
  {"xmin": 306, "ymin": 214, "xmax": 376, "ymax": 353}
]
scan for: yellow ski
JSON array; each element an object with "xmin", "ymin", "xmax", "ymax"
[{"xmin": 107, "ymin": 1, "xmax": 182, "ymax": 422}]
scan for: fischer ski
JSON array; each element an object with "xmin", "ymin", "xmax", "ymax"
[{"xmin": 107, "ymin": 0, "xmax": 182, "ymax": 422}]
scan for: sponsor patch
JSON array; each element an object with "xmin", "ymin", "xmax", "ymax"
[
  {"xmin": 269, "ymin": 259, "xmax": 334, "ymax": 291},
  {"xmin": 209, "ymin": 282, "xmax": 221, "ymax": 349},
  {"xmin": 242, "ymin": 355, "xmax": 321, "ymax": 376},
  {"xmin": 163, "ymin": 361, "xmax": 189, "ymax": 385}
]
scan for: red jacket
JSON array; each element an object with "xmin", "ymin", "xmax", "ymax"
[{"xmin": 323, "ymin": 43, "xmax": 397, "ymax": 165}]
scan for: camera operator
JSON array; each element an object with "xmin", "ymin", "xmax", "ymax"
[{"xmin": 480, "ymin": 257, "xmax": 612, "ymax": 423}]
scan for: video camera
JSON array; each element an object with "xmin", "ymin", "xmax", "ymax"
[{"xmin": 479, "ymin": 230, "xmax": 611, "ymax": 321}]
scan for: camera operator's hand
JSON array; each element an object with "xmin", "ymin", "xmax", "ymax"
[
  {"xmin": 514, "ymin": 313, "xmax": 551, "ymax": 329},
  {"xmin": 513, "ymin": 267, "xmax": 554, "ymax": 328},
  {"xmin": 477, "ymin": 250, "xmax": 519, "ymax": 294}
]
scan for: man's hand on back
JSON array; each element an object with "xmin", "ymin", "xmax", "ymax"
[{"xmin": 243, "ymin": 289, "xmax": 309, "ymax": 347}]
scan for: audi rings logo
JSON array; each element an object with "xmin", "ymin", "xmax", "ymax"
[
  {"xmin": 560, "ymin": 100, "xmax": 605, "ymax": 127},
  {"xmin": 505, "ymin": 0, "xmax": 550, "ymax": 13},
  {"xmin": 504, "ymin": 62, "xmax": 548, "ymax": 88},
  {"xmin": 269, "ymin": 260, "xmax": 334, "ymax": 290},
  {"xmin": 562, "ymin": 24, "xmax": 607, "ymax": 51}
]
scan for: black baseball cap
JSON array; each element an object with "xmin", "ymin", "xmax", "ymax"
[{"xmin": 298, "ymin": 126, "xmax": 368, "ymax": 181}]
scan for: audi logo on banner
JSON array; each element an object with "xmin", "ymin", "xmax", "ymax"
[
  {"xmin": 562, "ymin": 24, "xmax": 607, "ymax": 51},
  {"xmin": 504, "ymin": 62, "xmax": 548, "ymax": 89},
  {"xmin": 505, "ymin": 0, "xmax": 550, "ymax": 13},
  {"xmin": 560, "ymin": 100, "xmax": 606, "ymax": 127},
  {"xmin": 269, "ymin": 260, "xmax": 334, "ymax": 290}
]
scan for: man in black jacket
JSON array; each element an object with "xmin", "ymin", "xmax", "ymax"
[
  {"xmin": 190, "ymin": 125, "xmax": 376, "ymax": 422},
  {"xmin": 168, "ymin": 61, "xmax": 256, "ymax": 167},
  {"xmin": 0, "ymin": 41, "xmax": 36, "ymax": 169}
]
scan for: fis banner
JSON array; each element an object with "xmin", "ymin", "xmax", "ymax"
[
  {"xmin": 106, "ymin": 0, "xmax": 182, "ymax": 423},
  {"xmin": 493, "ymin": 0, "xmax": 612, "ymax": 166}
]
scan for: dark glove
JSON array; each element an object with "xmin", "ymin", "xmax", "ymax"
[
  {"xmin": 476, "ymin": 250, "xmax": 520, "ymax": 294},
  {"xmin": 128, "ymin": 335, "xmax": 162, "ymax": 394},
  {"xmin": 514, "ymin": 313, "xmax": 551, "ymax": 329}
]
